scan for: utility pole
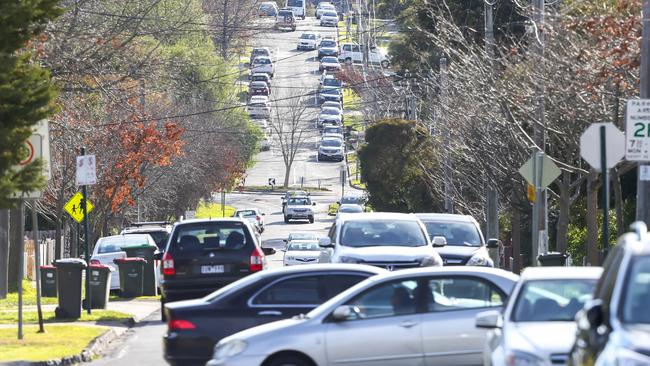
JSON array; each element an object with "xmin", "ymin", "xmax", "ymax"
[
  {"xmin": 484, "ymin": 0, "xmax": 499, "ymax": 247},
  {"xmin": 31, "ymin": 200, "xmax": 44, "ymax": 332},
  {"xmin": 80, "ymin": 147, "xmax": 91, "ymax": 315},
  {"xmin": 440, "ymin": 57, "xmax": 453, "ymax": 213},
  {"xmin": 637, "ymin": 0, "xmax": 650, "ymax": 224}
]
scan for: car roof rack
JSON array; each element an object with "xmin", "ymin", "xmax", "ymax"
[{"xmin": 129, "ymin": 221, "xmax": 171, "ymax": 227}]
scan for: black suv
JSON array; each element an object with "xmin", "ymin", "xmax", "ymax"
[
  {"xmin": 159, "ymin": 218, "xmax": 274, "ymax": 320},
  {"xmin": 569, "ymin": 222, "xmax": 650, "ymax": 366}
]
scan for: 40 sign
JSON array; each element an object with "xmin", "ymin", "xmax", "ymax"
[{"xmin": 626, "ymin": 99, "xmax": 650, "ymax": 161}]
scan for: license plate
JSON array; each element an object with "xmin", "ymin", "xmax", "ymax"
[{"xmin": 201, "ymin": 265, "xmax": 224, "ymax": 274}]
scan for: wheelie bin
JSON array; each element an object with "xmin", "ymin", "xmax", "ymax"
[
  {"xmin": 113, "ymin": 257, "xmax": 146, "ymax": 298},
  {"xmin": 83, "ymin": 264, "xmax": 113, "ymax": 309},
  {"xmin": 40, "ymin": 265, "xmax": 57, "ymax": 297},
  {"xmin": 121, "ymin": 243, "xmax": 158, "ymax": 296},
  {"xmin": 53, "ymin": 258, "xmax": 87, "ymax": 319}
]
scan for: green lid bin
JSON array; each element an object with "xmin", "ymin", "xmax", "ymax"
[
  {"xmin": 53, "ymin": 258, "xmax": 87, "ymax": 319},
  {"xmin": 121, "ymin": 243, "xmax": 158, "ymax": 296},
  {"xmin": 537, "ymin": 252, "xmax": 568, "ymax": 267},
  {"xmin": 40, "ymin": 265, "xmax": 57, "ymax": 298},
  {"xmin": 114, "ymin": 257, "xmax": 146, "ymax": 298},
  {"xmin": 83, "ymin": 264, "xmax": 113, "ymax": 309}
]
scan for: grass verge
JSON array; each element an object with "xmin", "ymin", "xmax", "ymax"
[
  {"xmin": 195, "ymin": 201, "xmax": 237, "ymax": 218},
  {"xmin": 343, "ymin": 88, "xmax": 361, "ymax": 111},
  {"xmin": 0, "ymin": 280, "xmax": 58, "ymax": 310},
  {"xmin": 344, "ymin": 114, "xmax": 364, "ymax": 132},
  {"xmin": 0, "ymin": 309, "xmax": 132, "ymax": 324},
  {"xmin": 0, "ymin": 325, "xmax": 106, "ymax": 362},
  {"xmin": 109, "ymin": 294, "xmax": 160, "ymax": 302}
]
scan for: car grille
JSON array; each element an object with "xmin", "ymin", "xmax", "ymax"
[
  {"xmin": 322, "ymin": 149, "xmax": 340, "ymax": 154},
  {"xmin": 361, "ymin": 261, "xmax": 421, "ymax": 271},
  {"xmin": 292, "ymin": 209, "xmax": 307, "ymax": 213},
  {"xmin": 441, "ymin": 254, "xmax": 469, "ymax": 266},
  {"xmin": 550, "ymin": 354, "xmax": 568, "ymax": 365},
  {"xmin": 295, "ymin": 257, "xmax": 317, "ymax": 263}
]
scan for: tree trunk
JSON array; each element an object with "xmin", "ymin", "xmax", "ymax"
[
  {"xmin": 283, "ymin": 164, "xmax": 292, "ymax": 188},
  {"xmin": 556, "ymin": 171, "xmax": 570, "ymax": 253},
  {"xmin": 511, "ymin": 189, "xmax": 522, "ymax": 274},
  {"xmin": 612, "ymin": 167, "xmax": 624, "ymax": 237},
  {"xmin": 586, "ymin": 170, "xmax": 600, "ymax": 266}
]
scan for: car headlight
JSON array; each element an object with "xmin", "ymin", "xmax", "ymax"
[
  {"xmin": 467, "ymin": 253, "xmax": 494, "ymax": 267},
  {"xmin": 617, "ymin": 348, "xmax": 650, "ymax": 366},
  {"xmin": 338, "ymin": 256, "xmax": 361, "ymax": 263},
  {"xmin": 505, "ymin": 350, "xmax": 545, "ymax": 366},
  {"xmin": 419, "ymin": 256, "xmax": 438, "ymax": 267},
  {"xmin": 214, "ymin": 339, "xmax": 247, "ymax": 359}
]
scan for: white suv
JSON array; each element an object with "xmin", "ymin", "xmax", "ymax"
[
  {"xmin": 250, "ymin": 56, "xmax": 274, "ymax": 77},
  {"xmin": 338, "ymin": 43, "xmax": 390, "ymax": 68},
  {"xmin": 316, "ymin": 2, "xmax": 336, "ymax": 18},
  {"xmin": 297, "ymin": 32, "xmax": 320, "ymax": 50},
  {"xmin": 284, "ymin": 196, "xmax": 316, "ymax": 224}
]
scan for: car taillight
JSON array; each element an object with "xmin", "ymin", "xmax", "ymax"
[
  {"xmin": 249, "ymin": 247, "xmax": 264, "ymax": 272},
  {"xmin": 168, "ymin": 319, "xmax": 196, "ymax": 330},
  {"xmin": 162, "ymin": 252, "xmax": 175, "ymax": 276},
  {"xmin": 256, "ymin": 215, "xmax": 262, "ymax": 221},
  {"xmin": 90, "ymin": 259, "xmax": 101, "ymax": 265}
]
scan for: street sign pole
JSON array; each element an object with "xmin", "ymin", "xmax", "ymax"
[
  {"xmin": 601, "ymin": 126, "xmax": 610, "ymax": 261},
  {"xmin": 80, "ymin": 147, "xmax": 91, "ymax": 315},
  {"xmin": 31, "ymin": 199, "xmax": 44, "ymax": 332},
  {"xmin": 531, "ymin": 151, "xmax": 541, "ymax": 266},
  {"xmin": 17, "ymin": 200, "xmax": 24, "ymax": 340}
]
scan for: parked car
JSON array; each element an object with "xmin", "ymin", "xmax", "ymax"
[
  {"xmin": 321, "ymin": 100, "xmax": 343, "ymax": 112},
  {"xmin": 246, "ymin": 96, "xmax": 271, "ymax": 118},
  {"xmin": 285, "ymin": 0, "xmax": 305, "ymax": 19},
  {"xmin": 250, "ymin": 56, "xmax": 274, "ymax": 77},
  {"xmin": 336, "ymin": 203, "xmax": 364, "ymax": 218},
  {"xmin": 319, "ymin": 56, "xmax": 341, "ymax": 72},
  {"xmin": 120, "ymin": 221, "xmax": 171, "ymax": 252},
  {"xmin": 260, "ymin": 132, "xmax": 271, "ymax": 151},
  {"xmin": 249, "ymin": 72, "xmax": 271, "ymax": 87},
  {"xmin": 340, "ymin": 195, "xmax": 365, "ymax": 205},
  {"xmin": 322, "ymin": 125, "xmax": 344, "ymax": 136},
  {"xmin": 285, "ymin": 231, "xmax": 318, "ymax": 243},
  {"xmin": 296, "ymin": 32, "xmax": 320, "ymax": 50},
  {"xmin": 339, "ymin": 42, "xmax": 390, "ymax": 68},
  {"xmin": 416, "ymin": 213, "xmax": 499, "ymax": 267},
  {"xmin": 319, "ymin": 212, "xmax": 444, "ymax": 269},
  {"xmin": 258, "ymin": 1, "xmax": 278, "ymax": 16},
  {"xmin": 315, "ymin": 2, "xmax": 336, "ymax": 18},
  {"xmin": 159, "ymin": 218, "xmax": 274, "ymax": 320},
  {"xmin": 282, "ymin": 240, "xmax": 321, "ymax": 266},
  {"xmin": 318, "ymin": 87, "xmax": 343, "ymax": 104},
  {"xmin": 318, "ymin": 38, "xmax": 338, "ymax": 59},
  {"xmin": 478, "ymin": 266, "xmax": 602, "ymax": 366},
  {"xmin": 320, "ymin": 10, "xmax": 339, "ymax": 26},
  {"xmin": 206, "ymin": 266, "xmax": 519, "ymax": 366},
  {"xmin": 248, "ymin": 81, "xmax": 270, "ymax": 96},
  {"xmin": 90, "ymin": 233, "xmax": 158, "ymax": 290},
  {"xmin": 317, "ymin": 136, "xmax": 344, "ymax": 162},
  {"xmin": 164, "ymin": 264, "xmax": 385, "ymax": 366},
  {"xmin": 322, "ymin": 132, "xmax": 344, "ymax": 142},
  {"xmin": 569, "ymin": 222, "xmax": 650, "ymax": 366},
  {"xmin": 249, "ymin": 47, "xmax": 271, "ymax": 64},
  {"xmin": 321, "ymin": 74, "xmax": 343, "ymax": 88},
  {"xmin": 284, "ymin": 195, "xmax": 316, "ymax": 223},
  {"xmin": 281, "ymin": 190, "xmax": 309, "ymax": 210},
  {"xmin": 318, "ymin": 106, "xmax": 342, "ymax": 127},
  {"xmin": 232, "ymin": 208, "xmax": 266, "ymax": 233},
  {"xmin": 275, "ymin": 8, "xmax": 296, "ymax": 31}
]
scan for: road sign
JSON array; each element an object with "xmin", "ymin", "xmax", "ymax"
[
  {"xmin": 185, "ymin": 210, "xmax": 196, "ymax": 219},
  {"xmin": 64, "ymin": 192, "xmax": 94, "ymax": 223},
  {"xmin": 76, "ymin": 155, "xmax": 97, "ymax": 186},
  {"xmin": 11, "ymin": 121, "xmax": 51, "ymax": 199},
  {"xmin": 626, "ymin": 99, "xmax": 650, "ymax": 161},
  {"xmin": 268, "ymin": 178, "xmax": 276, "ymax": 186},
  {"xmin": 580, "ymin": 123, "xmax": 625, "ymax": 171},
  {"xmin": 518, "ymin": 153, "xmax": 561, "ymax": 189}
]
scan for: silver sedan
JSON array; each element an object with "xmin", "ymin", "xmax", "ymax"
[{"xmin": 206, "ymin": 267, "xmax": 519, "ymax": 366}]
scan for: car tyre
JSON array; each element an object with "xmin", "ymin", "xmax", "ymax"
[
  {"xmin": 345, "ymin": 57, "xmax": 352, "ymax": 65},
  {"xmin": 284, "ymin": 216, "xmax": 289, "ymax": 223},
  {"xmin": 309, "ymin": 216, "xmax": 314, "ymax": 224},
  {"xmin": 381, "ymin": 60, "xmax": 390, "ymax": 68},
  {"xmin": 160, "ymin": 297, "xmax": 166, "ymax": 322},
  {"xmin": 264, "ymin": 354, "xmax": 312, "ymax": 366}
]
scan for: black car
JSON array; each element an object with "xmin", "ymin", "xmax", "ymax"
[
  {"xmin": 163, "ymin": 264, "xmax": 386, "ymax": 366},
  {"xmin": 159, "ymin": 218, "xmax": 274, "ymax": 321}
]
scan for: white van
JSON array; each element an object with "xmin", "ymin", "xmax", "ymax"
[
  {"xmin": 338, "ymin": 42, "xmax": 390, "ymax": 68},
  {"xmin": 285, "ymin": 0, "xmax": 305, "ymax": 19}
]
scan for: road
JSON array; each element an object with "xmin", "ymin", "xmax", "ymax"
[{"xmin": 90, "ymin": 16, "xmax": 357, "ymax": 366}]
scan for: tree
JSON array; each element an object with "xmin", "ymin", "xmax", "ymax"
[
  {"xmin": 358, "ymin": 118, "xmax": 437, "ymax": 212},
  {"xmin": 0, "ymin": 0, "xmax": 62, "ymax": 207}
]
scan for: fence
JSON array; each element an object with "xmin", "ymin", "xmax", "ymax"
[{"xmin": 23, "ymin": 233, "xmax": 56, "ymax": 280}]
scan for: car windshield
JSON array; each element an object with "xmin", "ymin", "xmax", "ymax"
[
  {"xmin": 255, "ymin": 58, "xmax": 271, "ymax": 64},
  {"xmin": 323, "ymin": 11, "xmax": 337, "ymax": 17},
  {"xmin": 324, "ymin": 127, "xmax": 343, "ymax": 134},
  {"xmin": 324, "ymin": 78, "xmax": 342, "ymax": 87},
  {"xmin": 251, "ymin": 82, "xmax": 266, "ymax": 87},
  {"xmin": 96, "ymin": 235, "xmax": 151, "ymax": 254},
  {"xmin": 252, "ymin": 75, "xmax": 267, "ymax": 81},
  {"xmin": 287, "ymin": 242, "xmax": 320, "ymax": 251},
  {"xmin": 288, "ymin": 197, "xmax": 311, "ymax": 205},
  {"xmin": 422, "ymin": 221, "xmax": 482, "ymax": 247},
  {"xmin": 621, "ymin": 255, "xmax": 650, "ymax": 324},
  {"xmin": 512, "ymin": 279, "xmax": 596, "ymax": 322},
  {"xmin": 323, "ymin": 102, "xmax": 341, "ymax": 109},
  {"xmin": 320, "ymin": 40, "xmax": 336, "ymax": 47},
  {"xmin": 322, "ymin": 4, "xmax": 335, "ymax": 9},
  {"xmin": 169, "ymin": 222, "xmax": 249, "ymax": 252},
  {"xmin": 249, "ymin": 103, "xmax": 267, "ymax": 107},
  {"xmin": 322, "ymin": 57, "xmax": 338, "ymax": 63},
  {"xmin": 235, "ymin": 210, "xmax": 257, "ymax": 217},
  {"xmin": 321, "ymin": 109, "xmax": 339, "ymax": 115},
  {"xmin": 301, "ymin": 34, "xmax": 316, "ymax": 39},
  {"xmin": 339, "ymin": 205, "xmax": 363, "ymax": 213},
  {"xmin": 252, "ymin": 49, "xmax": 268, "ymax": 56},
  {"xmin": 287, "ymin": 0, "xmax": 303, "ymax": 6},
  {"xmin": 130, "ymin": 230, "xmax": 168, "ymax": 250},
  {"xmin": 321, "ymin": 139, "xmax": 342, "ymax": 147},
  {"xmin": 341, "ymin": 196, "xmax": 360, "ymax": 204},
  {"xmin": 340, "ymin": 219, "xmax": 427, "ymax": 247},
  {"xmin": 289, "ymin": 232, "xmax": 318, "ymax": 241},
  {"xmin": 279, "ymin": 10, "xmax": 293, "ymax": 16},
  {"xmin": 322, "ymin": 88, "xmax": 340, "ymax": 95}
]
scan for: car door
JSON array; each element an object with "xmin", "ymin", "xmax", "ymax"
[
  {"xmin": 325, "ymin": 278, "xmax": 424, "ymax": 366},
  {"xmin": 420, "ymin": 276, "xmax": 505, "ymax": 366},
  {"xmin": 353, "ymin": 45, "xmax": 362, "ymax": 62}
]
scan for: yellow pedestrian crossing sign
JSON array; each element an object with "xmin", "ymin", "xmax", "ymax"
[{"xmin": 64, "ymin": 192, "xmax": 93, "ymax": 223}]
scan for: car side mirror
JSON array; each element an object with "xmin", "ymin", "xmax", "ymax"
[
  {"xmin": 262, "ymin": 213, "xmax": 266, "ymax": 216},
  {"xmin": 312, "ymin": 202, "xmax": 317, "ymax": 206},
  {"xmin": 487, "ymin": 239, "xmax": 501, "ymax": 249},
  {"xmin": 432, "ymin": 236, "xmax": 447, "ymax": 247},
  {"xmin": 585, "ymin": 299, "xmax": 604, "ymax": 328},
  {"xmin": 283, "ymin": 239, "xmax": 288, "ymax": 243},
  {"xmin": 319, "ymin": 237, "xmax": 333, "ymax": 248},
  {"xmin": 262, "ymin": 247, "xmax": 276, "ymax": 256},
  {"xmin": 153, "ymin": 252, "xmax": 163, "ymax": 261},
  {"xmin": 332, "ymin": 305, "xmax": 353, "ymax": 321},
  {"xmin": 475, "ymin": 310, "xmax": 503, "ymax": 329}
]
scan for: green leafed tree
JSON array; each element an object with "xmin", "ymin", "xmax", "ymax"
[
  {"xmin": 358, "ymin": 118, "xmax": 438, "ymax": 212},
  {"xmin": 0, "ymin": 0, "xmax": 62, "ymax": 207}
]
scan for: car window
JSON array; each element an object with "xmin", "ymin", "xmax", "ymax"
[
  {"xmin": 324, "ymin": 79, "xmax": 342, "ymax": 87},
  {"xmin": 512, "ymin": 279, "xmax": 595, "ymax": 322},
  {"xmin": 344, "ymin": 279, "xmax": 419, "ymax": 319},
  {"xmin": 252, "ymin": 276, "xmax": 324, "ymax": 305},
  {"xmin": 301, "ymin": 34, "xmax": 316, "ymax": 39},
  {"xmin": 169, "ymin": 221, "xmax": 250, "ymax": 252},
  {"xmin": 287, "ymin": 0, "xmax": 303, "ymax": 6},
  {"xmin": 343, "ymin": 45, "xmax": 351, "ymax": 51},
  {"xmin": 236, "ymin": 210, "xmax": 257, "ymax": 217},
  {"xmin": 425, "ymin": 277, "xmax": 504, "ymax": 312},
  {"xmin": 340, "ymin": 219, "xmax": 427, "ymax": 247},
  {"xmin": 321, "ymin": 139, "xmax": 342, "ymax": 147},
  {"xmin": 621, "ymin": 255, "xmax": 650, "ymax": 323},
  {"xmin": 321, "ymin": 109, "xmax": 339, "ymax": 115},
  {"xmin": 96, "ymin": 235, "xmax": 150, "ymax": 254},
  {"xmin": 288, "ymin": 197, "xmax": 310, "ymax": 205},
  {"xmin": 320, "ymin": 40, "xmax": 336, "ymax": 47},
  {"xmin": 323, "ymin": 11, "xmax": 337, "ymax": 16},
  {"xmin": 287, "ymin": 242, "xmax": 320, "ymax": 251},
  {"xmin": 422, "ymin": 221, "xmax": 482, "ymax": 247},
  {"xmin": 289, "ymin": 232, "xmax": 317, "ymax": 241},
  {"xmin": 137, "ymin": 231, "xmax": 168, "ymax": 250},
  {"xmin": 322, "ymin": 57, "xmax": 338, "ymax": 63}
]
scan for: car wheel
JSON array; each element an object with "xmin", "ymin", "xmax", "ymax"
[
  {"xmin": 302, "ymin": 15, "xmax": 305, "ymax": 20},
  {"xmin": 297, "ymin": 46, "xmax": 300, "ymax": 50},
  {"xmin": 345, "ymin": 58, "xmax": 352, "ymax": 64},
  {"xmin": 160, "ymin": 297, "xmax": 166, "ymax": 322},
  {"xmin": 284, "ymin": 216, "xmax": 289, "ymax": 223},
  {"xmin": 381, "ymin": 60, "xmax": 390, "ymax": 68},
  {"xmin": 264, "ymin": 354, "xmax": 312, "ymax": 366},
  {"xmin": 309, "ymin": 216, "xmax": 314, "ymax": 224}
]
